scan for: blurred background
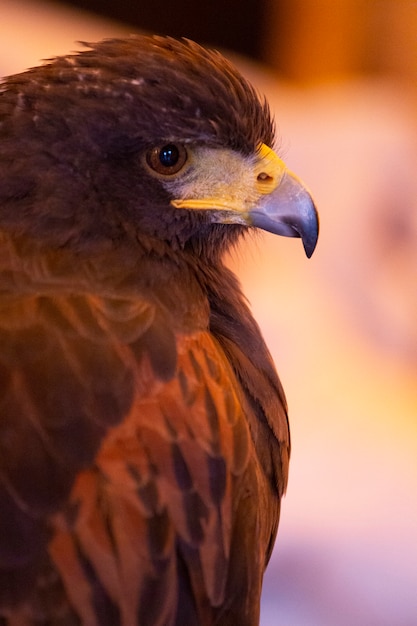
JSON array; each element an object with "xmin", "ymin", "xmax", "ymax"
[{"xmin": 2, "ymin": 1, "xmax": 416, "ymax": 624}]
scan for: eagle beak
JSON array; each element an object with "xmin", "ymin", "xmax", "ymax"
[
  {"xmin": 249, "ymin": 144, "xmax": 319, "ymax": 258},
  {"xmin": 170, "ymin": 143, "xmax": 319, "ymax": 257},
  {"xmin": 250, "ymin": 168, "xmax": 319, "ymax": 258}
]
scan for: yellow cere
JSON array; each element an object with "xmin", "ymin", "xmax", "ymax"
[{"xmin": 169, "ymin": 143, "xmax": 287, "ymax": 214}]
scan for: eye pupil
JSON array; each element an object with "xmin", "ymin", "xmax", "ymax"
[
  {"xmin": 146, "ymin": 143, "xmax": 188, "ymax": 176},
  {"xmin": 159, "ymin": 144, "xmax": 179, "ymax": 168}
]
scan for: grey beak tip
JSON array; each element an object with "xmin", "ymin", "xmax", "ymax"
[{"xmin": 302, "ymin": 206, "xmax": 319, "ymax": 258}]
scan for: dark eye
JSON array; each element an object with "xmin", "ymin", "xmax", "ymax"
[{"xmin": 146, "ymin": 143, "xmax": 188, "ymax": 176}]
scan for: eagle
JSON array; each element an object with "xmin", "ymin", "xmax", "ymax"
[{"xmin": 0, "ymin": 36, "xmax": 318, "ymax": 625}]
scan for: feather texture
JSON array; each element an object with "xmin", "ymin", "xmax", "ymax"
[{"xmin": 0, "ymin": 36, "xmax": 291, "ymax": 625}]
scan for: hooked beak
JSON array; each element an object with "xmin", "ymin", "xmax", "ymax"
[
  {"xmin": 170, "ymin": 142, "xmax": 319, "ymax": 257},
  {"xmin": 249, "ymin": 167, "xmax": 319, "ymax": 258}
]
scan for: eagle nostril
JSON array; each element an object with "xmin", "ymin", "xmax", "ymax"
[{"xmin": 257, "ymin": 172, "xmax": 273, "ymax": 182}]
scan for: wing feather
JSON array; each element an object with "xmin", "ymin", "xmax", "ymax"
[{"xmin": 0, "ymin": 283, "xmax": 287, "ymax": 624}]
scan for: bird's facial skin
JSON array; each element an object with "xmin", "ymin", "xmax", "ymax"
[{"xmin": 144, "ymin": 141, "xmax": 319, "ymax": 258}]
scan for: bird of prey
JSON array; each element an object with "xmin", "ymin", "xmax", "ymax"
[{"xmin": 0, "ymin": 36, "xmax": 318, "ymax": 625}]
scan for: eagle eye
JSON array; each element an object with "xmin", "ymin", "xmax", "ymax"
[{"xmin": 146, "ymin": 144, "xmax": 188, "ymax": 176}]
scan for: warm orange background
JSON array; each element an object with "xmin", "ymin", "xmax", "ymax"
[{"xmin": 2, "ymin": 2, "xmax": 416, "ymax": 624}]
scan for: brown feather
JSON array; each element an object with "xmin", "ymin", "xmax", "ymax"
[{"xmin": 0, "ymin": 35, "xmax": 291, "ymax": 625}]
